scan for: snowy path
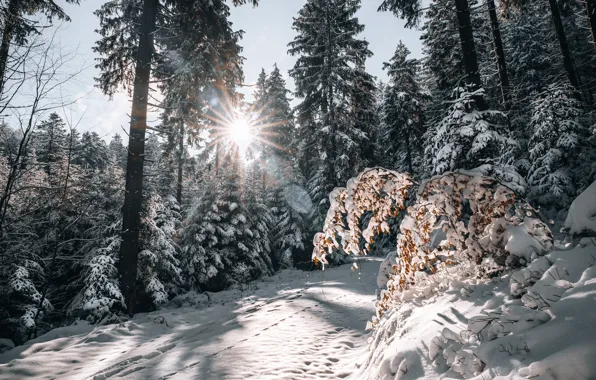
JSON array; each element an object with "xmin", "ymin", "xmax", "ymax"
[{"xmin": 0, "ymin": 258, "xmax": 381, "ymax": 380}]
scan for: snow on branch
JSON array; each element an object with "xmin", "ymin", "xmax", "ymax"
[
  {"xmin": 313, "ymin": 168, "xmax": 413, "ymax": 267},
  {"xmin": 313, "ymin": 168, "xmax": 553, "ymax": 327}
]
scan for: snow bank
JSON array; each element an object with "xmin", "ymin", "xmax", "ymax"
[
  {"xmin": 357, "ymin": 239, "xmax": 596, "ymax": 380},
  {"xmin": 564, "ymin": 180, "xmax": 596, "ymax": 236}
]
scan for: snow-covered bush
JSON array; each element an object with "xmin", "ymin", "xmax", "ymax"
[
  {"xmin": 313, "ymin": 168, "xmax": 552, "ymax": 327},
  {"xmin": 563, "ymin": 180, "xmax": 596, "ymax": 237}
]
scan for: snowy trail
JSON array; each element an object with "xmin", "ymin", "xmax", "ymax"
[{"xmin": 0, "ymin": 258, "xmax": 381, "ymax": 380}]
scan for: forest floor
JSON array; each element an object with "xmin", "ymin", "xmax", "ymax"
[{"xmin": 0, "ymin": 257, "xmax": 381, "ymax": 380}]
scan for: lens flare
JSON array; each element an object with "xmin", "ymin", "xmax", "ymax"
[{"xmin": 229, "ymin": 117, "xmax": 253, "ymax": 149}]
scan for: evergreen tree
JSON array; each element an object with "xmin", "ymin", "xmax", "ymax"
[
  {"xmin": 137, "ymin": 193, "xmax": 183, "ymax": 308},
  {"xmin": 427, "ymin": 86, "xmax": 514, "ymax": 175},
  {"xmin": 74, "ymin": 132, "xmax": 110, "ymax": 171},
  {"xmin": 94, "ymin": 0, "xmax": 258, "ymax": 313},
  {"xmin": 34, "ymin": 113, "xmax": 69, "ymax": 175},
  {"xmin": 108, "ymin": 134, "xmax": 127, "ymax": 170},
  {"xmin": 527, "ymin": 85, "xmax": 589, "ymax": 208},
  {"xmin": 350, "ymin": 64, "xmax": 378, "ymax": 170},
  {"xmin": 180, "ymin": 148, "xmax": 271, "ymax": 291},
  {"xmin": 263, "ymin": 64, "xmax": 294, "ymax": 158},
  {"xmin": 379, "ymin": 41, "xmax": 426, "ymax": 174},
  {"xmin": 68, "ymin": 162, "xmax": 126, "ymax": 324},
  {"xmin": 289, "ymin": 0, "xmax": 373, "ymax": 229}
]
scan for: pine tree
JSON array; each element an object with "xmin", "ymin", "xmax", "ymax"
[
  {"xmin": 502, "ymin": 1, "xmax": 562, "ymax": 105},
  {"xmin": 74, "ymin": 132, "xmax": 110, "ymax": 171},
  {"xmin": 263, "ymin": 64, "xmax": 294, "ymax": 158},
  {"xmin": 34, "ymin": 113, "xmax": 69, "ymax": 175},
  {"xmin": 108, "ymin": 134, "xmax": 127, "ymax": 170},
  {"xmin": 68, "ymin": 159, "xmax": 126, "ymax": 324},
  {"xmin": 379, "ymin": 41, "xmax": 426, "ymax": 174},
  {"xmin": 94, "ymin": 0, "xmax": 258, "ymax": 313},
  {"xmin": 289, "ymin": 0, "xmax": 373, "ymax": 229},
  {"xmin": 382, "ymin": 0, "xmax": 487, "ymax": 109},
  {"xmin": 244, "ymin": 161, "xmax": 275, "ymax": 274},
  {"xmin": 350, "ymin": 64, "xmax": 378, "ymax": 171},
  {"xmin": 137, "ymin": 192, "xmax": 183, "ymax": 308},
  {"xmin": 527, "ymin": 85, "xmax": 589, "ymax": 208},
  {"xmin": 427, "ymin": 86, "xmax": 514, "ymax": 175},
  {"xmin": 180, "ymin": 148, "xmax": 270, "ymax": 291}
]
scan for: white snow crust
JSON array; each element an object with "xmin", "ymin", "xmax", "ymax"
[
  {"xmin": 0, "ymin": 257, "xmax": 381, "ymax": 380},
  {"xmin": 356, "ymin": 238, "xmax": 596, "ymax": 380},
  {"xmin": 564, "ymin": 180, "xmax": 596, "ymax": 236}
]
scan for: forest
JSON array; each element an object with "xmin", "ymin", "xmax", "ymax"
[{"xmin": 1, "ymin": 0, "xmax": 596, "ymax": 379}]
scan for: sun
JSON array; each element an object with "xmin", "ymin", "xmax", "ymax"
[{"xmin": 229, "ymin": 117, "xmax": 254, "ymax": 149}]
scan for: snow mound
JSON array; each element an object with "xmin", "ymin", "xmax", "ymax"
[
  {"xmin": 356, "ymin": 239, "xmax": 596, "ymax": 380},
  {"xmin": 564, "ymin": 180, "xmax": 596, "ymax": 236}
]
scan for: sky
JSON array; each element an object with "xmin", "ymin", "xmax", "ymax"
[{"xmin": 35, "ymin": 0, "xmax": 423, "ymax": 141}]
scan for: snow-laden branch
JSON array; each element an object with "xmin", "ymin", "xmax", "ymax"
[{"xmin": 313, "ymin": 168, "xmax": 553, "ymax": 328}]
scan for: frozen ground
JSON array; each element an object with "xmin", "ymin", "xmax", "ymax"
[
  {"xmin": 0, "ymin": 257, "xmax": 381, "ymax": 380},
  {"xmin": 357, "ymin": 238, "xmax": 596, "ymax": 380},
  {"xmin": 2, "ymin": 239, "xmax": 596, "ymax": 380}
]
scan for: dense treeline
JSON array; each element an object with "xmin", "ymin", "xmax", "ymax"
[{"xmin": 1, "ymin": 0, "xmax": 596, "ymax": 346}]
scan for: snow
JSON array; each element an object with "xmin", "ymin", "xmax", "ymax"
[
  {"xmin": 0, "ymin": 257, "xmax": 382, "ymax": 380},
  {"xmin": 564, "ymin": 180, "xmax": 596, "ymax": 236},
  {"xmin": 2, "ymin": 229, "xmax": 595, "ymax": 380},
  {"xmin": 356, "ymin": 238, "xmax": 596, "ymax": 380}
]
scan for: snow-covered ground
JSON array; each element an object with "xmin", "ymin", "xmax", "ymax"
[
  {"xmin": 0, "ymin": 257, "xmax": 381, "ymax": 380},
  {"xmin": 357, "ymin": 238, "xmax": 596, "ymax": 380},
  {"xmin": 2, "ymin": 237, "xmax": 595, "ymax": 380}
]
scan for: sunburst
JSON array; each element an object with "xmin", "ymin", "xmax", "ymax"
[{"xmin": 202, "ymin": 88, "xmax": 290, "ymax": 167}]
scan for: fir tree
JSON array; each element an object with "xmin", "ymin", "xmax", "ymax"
[
  {"xmin": 289, "ymin": 0, "xmax": 373, "ymax": 229},
  {"xmin": 137, "ymin": 193, "xmax": 183, "ymax": 308},
  {"xmin": 74, "ymin": 132, "xmax": 110, "ymax": 171},
  {"xmin": 34, "ymin": 113, "xmax": 69, "ymax": 175},
  {"xmin": 527, "ymin": 85, "xmax": 589, "ymax": 208},
  {"xmin": 379, "ymin": 41, "xmax": 426, "ymax": 174},
  {"xmin": 263, "ymin": 64, "xmax": 294, "ymax": 158},
  {"xmin": 108, "ymin": 134, "xmax": 127, "ymax": 170},
  {"xmin": 180, "ymin": 148, "xmax": 270, "ymax": 291},
  {"xmin": 427, "ymin": 86, "xmax": 514, "ymax": 175}
]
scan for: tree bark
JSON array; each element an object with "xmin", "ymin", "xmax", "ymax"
[
  {"xmin": 548, "ymin": 0, "xmax": 579, "ymax": 90},
  {"xmin": 585, "ymin": 0, "xmax": 596, "ymax": 52},
  {"xmin": 119, "ymin": 0, "xmax": 158, "ymax": 316},
  {"xmin": 486, "ymin": 0, "xmax": 511, "ymax": 109},
  {"xmin": 453, "ymin": 0, "xmax": 487, "ymax": 110},
  {"xmin": 176, "ymin": 123, "xmax": 184, "ymax": 204},
  {"xmin": 0, "ymin": 0, "xmax": 19, "ymax": 97}
]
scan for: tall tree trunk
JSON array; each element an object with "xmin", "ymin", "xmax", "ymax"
[
  {"xmin": 176, "ymin": 123, "xmax": 184, "ymax": 205},
  {"xmin": 585, "ymin": 0, "xmax": 596, "ymax": 52},
  {"xmin": 453, "ymin": 0, "xmax": 487, "ymax": 110},
  {"xmin": 548, "ymin": 0, "xmax": 579, "ymax": 90},
  {"xmin": 486, "ymin": 0, "xmax": 511, "ymax": 109},
  {"xmin": 119, "ymin": 0, "xmax": 158, "ymax": 316},
  {"xmin": 0, "ymin": 0, "xmax": 19, "ymax": 97},
  {"xmin": 325, "ymin": 0, "xmax": 337, "ymax": 187}
]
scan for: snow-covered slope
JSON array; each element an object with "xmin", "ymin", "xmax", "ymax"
[
  {"xmin": 0, "ymin": 257, "xmax": 381, "ymax": 380},
  {"xmin": 564, "ymin": 180, "xmax": 596, "ymax": 236},
  {"xmin": 357, "ymin": 239, "xmax": 596, "ymax": 380}
]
